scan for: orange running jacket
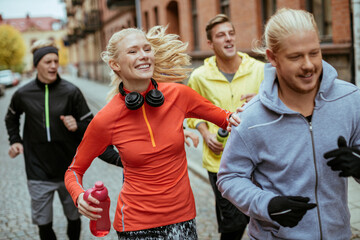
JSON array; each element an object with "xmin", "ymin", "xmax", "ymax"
[{"xmin": 65, "ymin": 82, "xmax": 231, "ymax": 232}]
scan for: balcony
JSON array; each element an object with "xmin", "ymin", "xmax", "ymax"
[
  {"xmin": 66, "ymin": 8, "xmax": 76, "ymax": 17},
  {"xmin": 74, "ymin": 27, "xmax": 85, "ymax": 39},
  {"xmin": 72, "ymin": 0, "xmax": 83, "ymax": 6},
  {"xmin": 84, "ymin": 10, "xmax": 101, "ymax": 34},
  {"xmin": 67, "ymin": 34, "xmax": 78, "ymax": 45},
  {"xmin": 107, "ymin": 0, "xmax": 135, "ymax": 9}
]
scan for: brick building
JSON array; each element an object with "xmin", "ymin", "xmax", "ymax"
[{"xmin": 66, "ymin": 0, "xmax": 356, "ymax": 83}]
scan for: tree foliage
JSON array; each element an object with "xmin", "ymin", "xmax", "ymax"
[
  {"xmin": 56, "ymin": 38, "xmax": 69, "ymax": 67},
  {"xmin": 0, "ymin": 25, "xmax": 26, "ymax": 71}
]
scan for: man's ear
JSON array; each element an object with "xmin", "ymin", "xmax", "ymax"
[
  {"xmin": 207, "ymin": 39, "xmax": 214, "ymax": 50},
  {"xmin": 109, "ymin": 60, "xmax": 121, "ymax": 72},
  {"xmin": 266, "ymin": 49, "xmax": 277, "ymax": 67}
]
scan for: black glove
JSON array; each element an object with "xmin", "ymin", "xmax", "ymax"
[
  {"xmin": 324, "ymin": 136, "xmax": 360, "ymax": 178},
  {"xmin": 268, "ymin": 196, "xmax": 317, "ymax": 228}
]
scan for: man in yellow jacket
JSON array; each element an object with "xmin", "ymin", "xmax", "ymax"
[{"xmin": 187, "ymin": 14, "xmax": 264, "ymax": 240}]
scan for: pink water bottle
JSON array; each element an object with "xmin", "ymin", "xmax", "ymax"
[{"xmin": 84, "ymin": 181, "xmax": 111, "ymax": 237}]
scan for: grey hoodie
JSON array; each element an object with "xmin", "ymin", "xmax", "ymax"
[{"xmin": 217, "ymin": 61, "xmax": 360, "ymax": 239}]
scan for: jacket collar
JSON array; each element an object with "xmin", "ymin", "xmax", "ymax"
[
  {"xmin": 35, "ymin": 74, "xmax": 62, "ymax": 89},
  {"xmin": 204, "ymin": 52, "xmax": 254, "ymax": 80}
]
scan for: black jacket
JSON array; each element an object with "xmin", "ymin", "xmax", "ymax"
[{"xmin": 5, "ymin": 75, "xmax": 121, "ymax": 181}]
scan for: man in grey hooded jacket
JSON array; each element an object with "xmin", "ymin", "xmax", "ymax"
[{"xmin": 217, "ymin": 8, "xmax": 360, "ymax": 240}]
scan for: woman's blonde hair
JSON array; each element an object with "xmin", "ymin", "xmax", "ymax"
[
  {"xmin": 30, "ymin": 39, "xmax": 58, "ymax": 54},
  {"xmin": 253, "ymin": 8, "xmax": 319, "ymax": 59},
  {"xmin": 102, "ymin": 26, "xmax": 191, "ymax": 99}
]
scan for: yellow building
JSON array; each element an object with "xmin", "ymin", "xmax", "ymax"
[{"xmin": 0, "ymin": 14, "xmax": 68, "ymax": 73}]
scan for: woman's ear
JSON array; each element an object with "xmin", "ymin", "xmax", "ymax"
[
  {"xmin": 109, "ymin": 60, "xmax": 121, "ymax": 72},
  {"xmin": 266, "ymin": 49, "xmax": 277, "ymax": 67}
]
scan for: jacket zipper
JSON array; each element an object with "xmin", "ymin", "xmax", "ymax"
[
  {"xmin": 228, "ymin": 82, "xmax": 234, "ymax": 104},
  {"xmin": 309, "ymin": 121, "xmax": 323, "ymax": 239},
  {"xmin": 141, "ymin": 105, "xmax": 156, "ymax": 147},
  {"xmin": 45, "ymin": 85, "xmax": 51, "ymax": 142}
]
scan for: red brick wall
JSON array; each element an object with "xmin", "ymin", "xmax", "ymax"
[
  {"xmin": 331, "ymin": 0, "xmax": 351, "ymax": 43},
  {"xmin": 177, "ymin": 0, "xmax": 193, "ymax": 50},
  {"xmin": 138, "ymin": 0, "xmax": 352, "ymax": 73},
  {"xmin": 277, "ymin": 0, "xmax": 305, "ymax": 9},
  {"xmin": 141, "ymin": 0, "xmax": 157, "ymax": 29},
  {"xmin": 276, "ymin": 0, "xmax": 351, "ymax": 44},
  {"xmin": 90, "ymin": 0, "xmax": 353, "ymax": 82},
  {"xmin": 99, "ymin": 0, "xmax": 136, "ymax": 50},
  {"xmin": 195, "ymin": 0, "xmax": 218, "ymax": 51},
  {"xmin": 141, "ymin": 0, "xmax": 265, "ymax": 52},
  {"xmin": 141, "ymin": 0, "xmax": 193, "ymax": 47},
  {"xmin": 102, "ymin": 11, "xmax": 134, "ymax": 45},
  {"xmin": 232, "ymin": 0, "xmax": 263, "ymax": 50}
]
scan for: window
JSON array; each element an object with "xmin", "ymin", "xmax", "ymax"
[
  {"xmin": 306, "ymin": 0, "xmax": 332, "ymax": 42},
  {"xmin": 261, "ymin": 0, "xmax": 276, "ymax": 26},
  {"xmin": 191, "ymin": 0, "xmax": 199, "ymax": 50},
  {"xmin": 154, "ymin": 6, "xmax": 159, "ymax": 25},
  {"xmin": 144, "ymin": 11, "xmax": 149, "ymax": 31},
  {"xmin": 166, "ymin": 1, "xmax": 180, "ymax": 35},
  {"xmin": 219, "ymin": 0, "xmax": 230, "ymax": 17}
]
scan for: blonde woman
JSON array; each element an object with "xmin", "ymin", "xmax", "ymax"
[
  {"xmin": 218, "ymin": 8, "xmax": 360, "ymax": 239},
  {"xmin": 65, "ymin": 26, "xmax": 235, "ymax": 239}
]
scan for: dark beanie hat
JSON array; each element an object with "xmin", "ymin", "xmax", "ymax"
[{"xmin": 33, "ymin": 46, "xmax": 58, "ymax": 67}]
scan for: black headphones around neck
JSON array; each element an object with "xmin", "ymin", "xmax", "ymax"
[{"xmin": 119, "ymin": 78, "xmax": 165, "ymax": 110}]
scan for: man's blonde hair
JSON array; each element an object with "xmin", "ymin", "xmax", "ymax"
[
  {"xmin": 30, "ymin": 39, "xmax": 58, "ymax": 54},
  {"xmin": 253, "ymin": 8, "xmax": 319, "ymax": 59},
  {"xmin": 102, "ymin": 26, "xmax": 191, "ymax": 100}
]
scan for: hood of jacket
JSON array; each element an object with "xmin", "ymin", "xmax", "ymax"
[{"xmin": 258, "ymin": 60, "xmax": 351, "ymax": 115}]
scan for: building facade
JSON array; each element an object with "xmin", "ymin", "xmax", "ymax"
[
  {"xmin": 0, "ymin": 14, "xmax": 67, "ymax": 73},
  {"xmin": 65, "ymin": 0, "xmax": 356, "ymax": 83},
  {"xmin": 65, "ymin": 0, "xmax": 135, "ymax": 82}
]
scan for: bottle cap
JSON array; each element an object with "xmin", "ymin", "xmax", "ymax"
[
  {"xmin": 95, "ymin": 181, "xmax": 104, "ymax": 190},
  {"xmin": 92, "ymin": 181, "xmax": 108, "ymax": 201},
  {"xmin": 217, "ymin": 128, "xmax": 229, "ymax": 137}
]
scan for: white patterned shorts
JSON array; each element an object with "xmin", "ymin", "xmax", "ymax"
[{"xmin": 117, "ymin": 219, "xmax": 198, "ymax": 240}]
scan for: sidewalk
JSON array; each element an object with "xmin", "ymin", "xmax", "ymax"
[{"xmin": 66, "ymin": 75, "xmax": 360, "ymax": 239}]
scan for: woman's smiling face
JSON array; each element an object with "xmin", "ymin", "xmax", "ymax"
[{"xmin": 114, "ymin": 32, "xmax": 155, "ymax": 83}]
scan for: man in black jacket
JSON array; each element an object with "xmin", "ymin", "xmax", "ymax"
[{"xmin": 4, "ymin": 39, "xmax": 120, "ymax": 240}]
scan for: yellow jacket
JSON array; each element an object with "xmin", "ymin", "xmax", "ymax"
[{"xmin": 187, "ymin": 52, "xmax": 264, "ymax": 173}]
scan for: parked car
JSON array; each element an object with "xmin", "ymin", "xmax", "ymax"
[
  {"xmin": 0, "ymin": 69, "xmax": 18, "ymax": 87},
  {"xmin": 12, "ymin": 72, "xmax": 21, "ymax": 86}
]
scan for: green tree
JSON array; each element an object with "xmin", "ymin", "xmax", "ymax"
[{"xmin": 0, "ymin": 24, "xmax": 26, "ymax": 71}]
